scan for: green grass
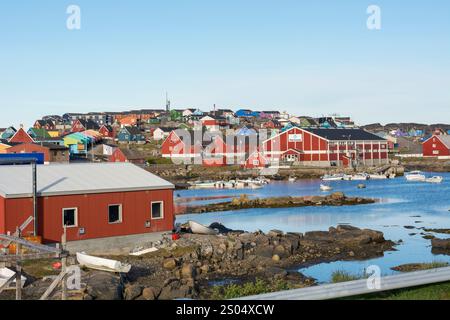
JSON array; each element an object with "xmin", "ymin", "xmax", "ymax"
[
  {"xmin": 210, "ymin": 279, "xmax": 293, "ymax": 300},
  {"xmin": 354, "ymin": 282, "xmax": 450, "ymax": 300},
  {"xmin": 331, "ymin": 270, "xmax": 364, "ymax": 283}
]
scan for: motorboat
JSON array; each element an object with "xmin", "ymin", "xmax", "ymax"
[
  {"xmin": 405, "ymin": 171, "xmax": 426, "ymax": 182},
  {"xmin": 369, "ymin": 174, "xmax": 388, "ymax": 180},
  {"xmin": 321, "ymin": 174, "xmax": 344, "ymax": 181},
  {"xmin": 188, "ymin": 221, "xmax": 219, "ymax": 235},
  {"xmin": 351, "ymin": 173, "xmax": 370, "ymax": 181},
  {"xmin": 320, "ymin": 184, "xmax": 333, "ymax": 191},
  {"xmin": 426, "ymin": 176, "xmax": 444, "ymax": 183},
  {"xmin": 0, "ymin": 268, "xmax": 26, "ymax": 289},
  {"xmin": 288, "ymin": 176, "xmax": 297, "ymax": 182},
  {"xmin": 76, "ymin": 252, "xmax": 132, "ymax": 273}
]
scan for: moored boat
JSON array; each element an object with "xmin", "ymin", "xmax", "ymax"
[
  {"xmin": 405, "ymin": 171, "xmax": 426, "ymax": 182},
  {"xmin": 320, "ymin": 184, "xmax": 333, "ymax": 191},
  {"xmin": 426, "ymin": 176, "xmax": 444, "ymax": 183},
  {"xmin": 76, "ymin": 252, "xmax": 132, "ymax": 273},
  {"xmin": 351, "ymin": 173, "xmax": 370, "ymax": 181},
  {"xmin": 188, "ymin": 221, "xmax": 219, "ymax": 235},
  {"xmin": 369, "ymin": 174, "xmax": 388, "ymax": 180},
  {"xmin": 322, "ymin": 174, "xmax": 344, "ymax": 181}
]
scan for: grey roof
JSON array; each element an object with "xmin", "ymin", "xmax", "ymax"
[
  {"xmin": 0, "ymin": 162, "xmax": 174, "ymax": 199},
  {"xmin": 437, "ymin": 135, "xmax": 450, "ymax": 148},
  {"xmin": 308, "ymin": 129, "xmax": 386, "ymax": 141}
]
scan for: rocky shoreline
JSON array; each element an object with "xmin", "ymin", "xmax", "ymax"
[
  {"xmin": 0, "ymin": 225, "xmax": 395, "ymax": 300},
  {"xmin": 178, "ymin": 192, "xmax": 376, "ymax": 214}
]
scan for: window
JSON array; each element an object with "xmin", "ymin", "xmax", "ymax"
[
  {"xmin": 108, "ymin": 204, "xmax": 122, "ymax": 224},
  {"xmin": 151, "ymin": 202, "xmax": 164, "ymax": 220},
  {"xmin": 433, "ymin": 150, "xmax": 439, "ymax": 155},
  {"xmin": 62, "ymin": 208, "xmax": 78, "ymax": 228},
  {"xmin": 253, "ymin": 160, "xmax": 260, "ymax": 166}
]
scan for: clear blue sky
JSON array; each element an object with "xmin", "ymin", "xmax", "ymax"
[{"xmin": 1, "ymin": 0, "xmax": 449, "ymax": 128}]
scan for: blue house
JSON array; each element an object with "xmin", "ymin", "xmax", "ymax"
[
  {"xmin": 235, "ymin": 126, "xmax": 257, "ymax": 136},
  {"xmin": 0, "ymin": 127, "xmax": 17, "ymax": 140},
  {"xmin": 235, "ymin": 109, "xmax": 260, "ymax": 118},
  {"xmin": 117, "ymin": 126, "xmax": 145, "ymax": 143}
]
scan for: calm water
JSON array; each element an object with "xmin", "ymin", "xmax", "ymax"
[{"xmin": 176, "ymin": 173, "xmax": 450, "ymax": 283}]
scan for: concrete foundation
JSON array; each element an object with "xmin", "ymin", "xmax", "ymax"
[{"xmin": 65, "ymin": 231, "xmax": 168, "ymax": 255}]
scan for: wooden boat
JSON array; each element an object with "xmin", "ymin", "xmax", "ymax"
[
  {"xmin": 188, "ymin": 221, "xmax": 219, "ymax": 235},
  {"xmin": 0, "ymin": 268, "xmax": 26, "ymax": 289},
  {"xmin": 426, "ymin": 176, "xmax": 444, "ymax": 183},
  {"xmin": 76, "ymin": 252, "xmax": 131, "ymax": 273},
  {"xmin": 320, "ymin": 184, "xmax": 332, "ymax": 191}
]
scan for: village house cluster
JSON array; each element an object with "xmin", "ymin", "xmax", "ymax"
[{"xmin": 1, "ymin": 107, "xmax": 449, "ymax": 168}]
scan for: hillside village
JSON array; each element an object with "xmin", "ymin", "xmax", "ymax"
[{"xmin": 1, "ymin": 107, "xmax": 449, "ymax": 170}]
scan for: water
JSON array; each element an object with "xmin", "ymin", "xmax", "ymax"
[{"xmin": 176, "ymin": 173, "xmax": 450, "ymax": 283}]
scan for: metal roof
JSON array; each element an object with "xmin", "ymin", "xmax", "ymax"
[
  {"xmin": 307, "ymin": 128, "xmax": 386, "ymax": 141},
  {"xmin": 0, "ymin": 162, "xmax": 174, "ymax": 199}
]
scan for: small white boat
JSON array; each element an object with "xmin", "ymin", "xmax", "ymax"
[
  {"xmin": 0, "ymin": 268, "xmax": 26, "ymax": 289},
  {"xmin": 343, "ymin": 174, "xmax": 354, "ymax": 181},
  {"xmin": 351, "ymin": 173, "xmax": 369, "ymax": 181},
  {"xmin": 322, "ymin": 174, "xmax": 344, "ymax": 181},
  {"xmin": 426, "ymin": 176, "xmax": 444, "ymax": 183},
  {"xmin": 320, "ymin": 184, "xmax": 333, "ymax": 191},
  {"xmin": 76, "ymin": 252, "xmax": 132, "ymax": 273},
  {"xmin": 388, "ymin": 173, "xmax": 397, "ymax": 179},
  {"xmin": 288, "ymin": 176, "xmax": 297, "ymax": 182},
  {"xmin": 188, "ymin": 221, "xmax": 219, "ymax": 235},
  {"xmin": 405, "ymin": 171, "xmax": 426, "ymax": 182},
  {"xmin": 369, "ymin": 174, "xmax": 387, "ymax": 180}
]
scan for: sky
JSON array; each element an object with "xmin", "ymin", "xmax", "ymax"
[{"xmin": 0, "ymin": 0, "xmax": 449, "ymax": 128}]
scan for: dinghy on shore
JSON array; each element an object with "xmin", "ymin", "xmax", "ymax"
[
  {"xmin": 0, "ymin": 268, "xmax": 26, "ymax": 289},
  {"xmin": 188, "ymin": 221, "xmax": 219, "ymax": 235},
  {"xmin": 76, "ymin": 252, "xmax": 131, "ymax": 273}
]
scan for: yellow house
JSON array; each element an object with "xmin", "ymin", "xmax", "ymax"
[
  {"xmin": 0, "ymin": 143, "xmax": 11, "ymax": 152},
  {"xmin": 48, "ymin": 130, "xmax": 60, "ymax": 138}
]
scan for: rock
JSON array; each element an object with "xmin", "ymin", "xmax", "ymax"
[
  {"xmin": 255, "ymin": 246, "xmax": 274, "ymax": 258},
  {"xmin": 268, "ymin": 230, "xmax": 284, "ymax": 237},
  {"xmin": 330, "ymin": 192, "xmax": 345, "ymax": 200},
  {"xmin": 86, "ymin": 272, "xmax": 122, "ymax": 300},
  {"xmin": 142, "ymin": 287, "xmax": 159, "ymax": 300},
  {"xmin": 272, "ymin": 254, "xmax": 281, "ymax": 262},
  {"xmin": 200, "ymin": 264, "xmax": 210, "ymax": 274},
  {"xmin": 336, "ymin": 225, "xmax": 360, "ymax": 232},
  {"xmin": 348, "ymin": 251, "xmax": 355, "ymax": 257},
  {"xmin": 432, "ymin": 238, "xmax": 450, "ymax": 250},
  {"xmin": 163, "ymin": 258, "xmax": 177, "ymax": 270},
  {"xmin": 181, "ymin": 264, "xmax": 196, "ymax": 279},
  {"xmin": 124, "ymin": 284, "xmax": 142, "ymax": 300},
  {"xmin": 265, "ymin": 266, "xmax": 288, "ymax": 279}
]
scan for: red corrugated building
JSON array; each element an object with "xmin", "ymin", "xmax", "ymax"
[
  {"xmin": 422, "ymin": 135, "xmax": 450, "ymax": 157},
  {"xmin": 8, "ymin": 128, "xmax": 35, "ymax": 144},
  {"xmin": 0, "ymin": 163, "xmax": 174, "ymax": 244},
  {"xmin": 262, "ymin": 127, "xmax": 389, "ymax": 167}
]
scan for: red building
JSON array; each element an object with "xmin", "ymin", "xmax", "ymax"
[
  {"xmin": 423, "ymin": 135, "xmax": 450, "ymax": 157},
  {"xmin": 1, "ymin": 143, "xmax": 50, "ymax": 163},
  {"xmin": 99, "ymin": 125, "xmax": 115, "ymax": 138},
  {"xmin": 0, "ymin": 163, "xmax": 174, "ymax": 243},
  {"xmin": 244, "ymin": 151, "xmax": 268, "ymax": 168},
  {"xmin": 8, "ymin": 128, "xmax": 35, "ymax": 144},
  {"xmin": 109, "ymin": 148, "xmax": 146, "ymax": 165},
  {"xmin": 263, "ymin": 127, "xmax": 388, "ymax": 167}
]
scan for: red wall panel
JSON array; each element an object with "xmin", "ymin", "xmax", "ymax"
[{"xmin": 4, "ymin": 189, "xmax": 174, "ymax": 243}]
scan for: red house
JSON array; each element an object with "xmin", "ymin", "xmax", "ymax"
[
  {"xmin": 109, "ymin": 148, "xmax": 146, "ymax": 165},
  {"xmin": 244, "ymin": 151, "xmax": 268, "ymax": 168},
  {"xmin": 1, "ymin": 143, "xmax": 50, "ymax": 163},
  {"xmin": 8, "ymin": 128, "xmax": 35, "ymax": 144},
  {"xmin": 99, "ymin": 125, "xmax": 115, "ymax": 138},
  {"xmin": 423, "ymin": 135, "xmax": 450, "ymax": 157},
  {"xmin": 0, "ymin": 163, "xmax": 174, "ymax": 244},
  {"xmin": 263, "ymin": 127, "xmax": 388, "ymax": 167}
]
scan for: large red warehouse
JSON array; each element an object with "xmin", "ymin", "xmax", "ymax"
[
  {"xmin": 263, "ymin": 127, "xmax": 389, "ymax": 167},
  {"xmin": 0, "ymin": 163, "xmax": 174, "ymax": 244}
]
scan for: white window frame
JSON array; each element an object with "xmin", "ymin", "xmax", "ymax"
[
  {"xmin": 62, "ymin": 208, "xmax": 78, "ymax": 228},
  {"xmin": 151, "ymin": 201, "xmax": 164, "ymax": 220},
  {"xmin": 108, "ymin": 204, "xmax": 123, "ymax": 224}
]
